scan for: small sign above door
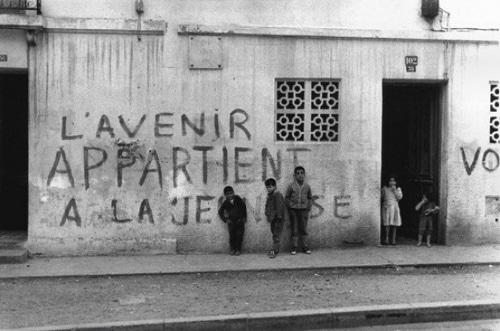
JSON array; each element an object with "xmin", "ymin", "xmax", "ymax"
[
  {"xmin": 405, "ymin": 56, "xmax": 418, "ymax": 72},
  {"xmin": 188, "ymin": 36, "xmax": 222, "ymax": 70},
  {"xmin": 0, "ymin": 55, "xmax": 7, "ymax": 62}
]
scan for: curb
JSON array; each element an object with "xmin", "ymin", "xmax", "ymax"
[
  {"xmin": 1, "ymin": 261, "xmax": 499, "ymax": 280},
  {"xmin": 5, "ymin": 300, "xmax": 500, "ymax": 331}
]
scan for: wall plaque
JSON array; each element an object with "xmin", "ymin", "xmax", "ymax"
[
  {"xmin": 405, "ymin": 56, "xmax": 418, "ymax": 72},
  {"xmin": 189, "ymin": 36, "xmax": 222, "ymax": 70},
  {"xmin": 486, "ymin": 196, "xmax": 500, "ymax": 222}
]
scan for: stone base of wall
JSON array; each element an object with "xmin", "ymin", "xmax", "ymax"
[{"xmin": 26, "ymin": 237, "xmax": 177, "ymax": 257}]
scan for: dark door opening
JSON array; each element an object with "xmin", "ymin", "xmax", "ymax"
[
  {"xmin": 382, "ymin": 83, "xmax": 442, "ymax": 245},
  {"xmin": 0, "ymin": 73, "xmax": 29, "ymax": 231}
]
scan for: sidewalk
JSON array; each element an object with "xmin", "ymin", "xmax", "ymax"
[
  {"xmin": 1, "ymin": 244, "xmax": 500, "ymax": 279},
  {"xmin": 2, "ymin": 244, "xmax": 500, "ymax": 331}
]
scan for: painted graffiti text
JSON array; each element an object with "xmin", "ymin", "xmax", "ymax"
[
  {"xmin": 61, "ymin": 109, "xmax": 251, "ymax": 140},
  {"xmin": 461, "ymin": 147, "xmax": 500, "ymax": 175}
]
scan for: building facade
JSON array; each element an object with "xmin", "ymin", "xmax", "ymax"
[{"xmin": 0, "ymin": 0, "xmax": 499, "ymax": 255}]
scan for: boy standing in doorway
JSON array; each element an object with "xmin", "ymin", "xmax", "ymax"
[
  {"xmin": 415, "ymin": 192, "xmax": 440, "ymax": 248},
  {"xmin": 285, "ymin": 166, "xmax": 313, "ymax": 255}
]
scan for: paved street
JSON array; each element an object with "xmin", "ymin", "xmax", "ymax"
[
  {"xmin": 315, "ymin": 319, "xmax": 500, "ymax": 330},
  {"xmin": 1, "ymin": 244, "xmax": 500, "ymax": 330},
  {"xmin": 1, "ymin": 264, "xmax": 499, "ymax": 330}
]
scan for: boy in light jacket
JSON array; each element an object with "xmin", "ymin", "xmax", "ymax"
[{"xmin": 285, "ymin": 166, "xmax": 312, "ymax": 255}]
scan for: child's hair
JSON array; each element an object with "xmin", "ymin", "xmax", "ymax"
[
  {"xmin": 387, "ymin": 174, "xmax": 398, "ymax": 184},
  {"xmin": 423, "ymin": 191, "xmax": 435, "ymax": 202},
  {"xmin": 294, "ymin": 166, "xmax": 305, "ymax": 174},
  {"xmin": 265, "ymin": 178, "xmax": 276, "ymax": 187},
  {"xmin": 223, "ymin": 186, "xmax": 234, "ymax": 195}
]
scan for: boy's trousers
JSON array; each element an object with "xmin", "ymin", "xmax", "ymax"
[
  {"xmin": 228, "ymin": 220, "xmax": 245, "ymax": 251},
  {"xmin": 289, "ymin": 209, "xmax": 309, "ymax": 247},
  {"xmin": 270, "ymin": 217, "xmax": 284, "ymax": 252}
]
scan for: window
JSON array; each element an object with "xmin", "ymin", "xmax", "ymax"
[
  {"xmin": 0, "ymin": 0, "xmax": 41, "ymax": 14},
  {"xmin": 490, "ymin": 82, "xmax": 499, "ymax": 144},
  {"xmin": 275, "ymin": 79, "xmax": 340, "ymax": 142}
]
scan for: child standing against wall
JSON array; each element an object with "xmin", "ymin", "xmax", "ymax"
[
  {"xmin": 264, "ymin": 178, "xmax": 286, "ymax": 258},
  {"xmin": 285, "ymin": 166, "xmax": 313, "ymax": 255},
  {"xmin": 218, "ymin": 186, "xmax": 247, "ymax": 256},
  {"xmin": 381, "ymin": 175, "xmax": 403, "ymax": 246},
  {"xmin": 415, "ymin": 192, "xmax": 440, "ymax": 247}
]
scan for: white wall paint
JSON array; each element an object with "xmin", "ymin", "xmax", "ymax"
[{"xmin": 3, "ymin": 0, "xmax": 496, "ymax": 255}]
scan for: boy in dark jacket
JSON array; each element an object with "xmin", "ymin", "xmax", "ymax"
[
  {"xmin": 264, "ymin": 178, "xmax": 285, "ymax": 258},
  {"xmin": 218, "ymin": 186, "xmax": 247, "ymax": 256}
]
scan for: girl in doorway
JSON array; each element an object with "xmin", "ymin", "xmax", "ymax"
[
  {"xmin": 415, "ymin": 192, "xmax": 440, "ymax": 247},
  {"xmin": 381, "ymin": 175, "xmax": 403, "ymax": 246}
]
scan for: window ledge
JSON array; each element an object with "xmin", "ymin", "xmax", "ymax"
[
  {"xmin": 0, "ymin": 14, "xmax": 43, "ymax": 30},
  {"xmin": 178, "ymin": 23, "xmax": 499, "ymax": 44},
  {"xmin": 43, "ymin": 18, "xmax": 166, "ymax": 35},
  {"xmin": 0, "ymin": 16, "xmax": 166, "ymax": 35}
]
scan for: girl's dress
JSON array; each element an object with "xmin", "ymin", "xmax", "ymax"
[{"xmin": 381, "ymin": 186, "xmax": 403, "ymax": 226}]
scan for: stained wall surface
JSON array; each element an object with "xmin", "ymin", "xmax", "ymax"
[
  {"xmin": 0, "ymin": 29, "xmax": 27, "ymax": 69},
  {"xmin": 6, "ymin": 0, "xmax": 497, "ymax": 255}
]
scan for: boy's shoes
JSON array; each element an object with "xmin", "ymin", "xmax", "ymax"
[
  {"xmin": 268, "ymin": 250, "xmax": 276, "ymax": 258},
  {"xmin": 235, "ymin": 250, "xmax": 241, "ymax": 256},
  {"xmin": 291, "ymin": 247, "xmax": 297, "ymax": 255},
  {"xmin": 416, "ymin": 242, "xmax": 422, "ymax": 247},
  {"xmin": 426, "ymin": 243, "xmax": 432, "ymax": 248},
  {"xmin": 302, "ymin": 246, "xmax": 312, "ymax": 254},
  {"xmin": 230, "ymin": 250, "xmax": 236, "ymax": 255}
]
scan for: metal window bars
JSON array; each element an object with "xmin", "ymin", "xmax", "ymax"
[{"xmin": 0, "ymin": 0, "xmax": 42, "ymax": 15}]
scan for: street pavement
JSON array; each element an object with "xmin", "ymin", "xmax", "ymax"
[
  {"xmin": 320, "ymin": 318, "xmax": 500, "ymax": 330},
  {"xmin": 1, "ymin": 244, "xmax": 500, "ymax": 330}
]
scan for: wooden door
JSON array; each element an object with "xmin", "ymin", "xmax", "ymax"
[
  {"xmin": 382, "ymin": 84, "xmax": 441, "ymax": 243},
  {"xmin": 0, "ymin": 73, "xmax": 29, "ymax": 231}
]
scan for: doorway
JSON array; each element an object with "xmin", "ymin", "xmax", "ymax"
[
  {"xmin": 0, "ymin": 73, "xmax": 29, "ymax": 231},
  {"xmin": 382, "ymin": 82, "xmax": 442, "ymax": 245}
]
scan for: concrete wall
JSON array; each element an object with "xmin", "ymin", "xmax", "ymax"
[
  {"xmin": 39, "ymin": 0, "xmax": 500, "ymax": 30},
  {"xmin": 7, "ymin": 0, "xmax": 498, "ymax": 254},
  {"xmin": 42, "ymin": 0, "xmax": 428, "ymax": 30},
  {"xmin": 0, "ymin": 29, "xmax": 27, "ymax": 69},
  {"xmin": 29, "ymin": 32, "xmax": 386, "ymax": 254},
  {"xmin": 445, "ymin": 43, "xmax": 500, "ymax": 244}
]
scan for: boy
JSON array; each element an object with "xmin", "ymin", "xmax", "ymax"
[
  {"xmin": 285, "ymin": 166, "xmax": 313, "ymax": 255},
  {"xmin": 218, "ymin": 186, "xmax": 247, "ymax": 256},
  {"xmin": 415, "ymin": 192, "xmax": 440, "ymax": 247},
  {"xmin": 264, "ymin": 178, "xmax": 285, "ymax": 258}
]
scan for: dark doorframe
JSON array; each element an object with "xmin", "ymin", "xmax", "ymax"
[
  {"xmin": 0, "ymin": 72, "xmax": 29, "ymax": 231},
  {"xmin": 382, "ymin": 81, "xmax": 443, "ymax": 244}
]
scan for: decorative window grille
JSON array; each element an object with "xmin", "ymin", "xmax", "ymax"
[
  {"xmin": 276, "ymin": 79, "xmax": 340, "ymax": 142},
  {"xmin": 490, "ymin": 82, "xmax": 499, "ymax": 144},
  {"xmin": 0, "ymin": 0, "xmax": 41, "ymax": 14}
]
